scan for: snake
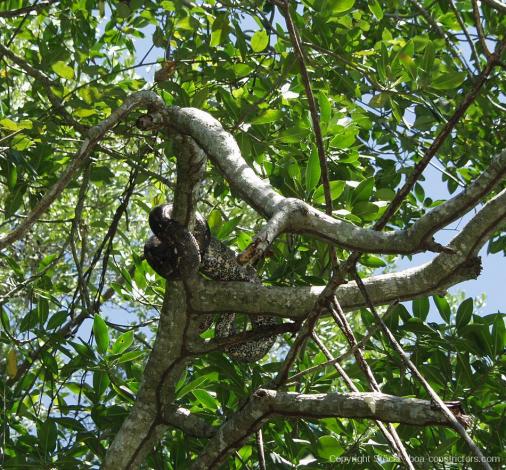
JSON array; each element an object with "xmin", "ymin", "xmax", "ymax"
[{"xmin": 144, "ymin": 204, "xmax": 277, "ymax": 362}]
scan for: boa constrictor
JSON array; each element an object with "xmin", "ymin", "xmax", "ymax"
[{"xmin": 144, "ymin": 204, "xmax": 277, "ymax": 362}]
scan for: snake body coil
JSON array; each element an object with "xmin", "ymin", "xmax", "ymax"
[{"xmin": 144, "ymin": 204, "xmax": 277, "ymax": 362}]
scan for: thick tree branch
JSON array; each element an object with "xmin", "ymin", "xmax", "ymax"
[
  {"xmin": 104, "ymin": 123, "xmax": 207, "ymax": 468},
  {"xmin": 103, "ymin": 286, "xmax": 191, "ymax": 469},
  {"xmin": 3, "ymin": 86, "xmax": 502, "ymax": 259},
  {"xmin": 190, "ymin": 188, "xmax": 505, "ymax": 318},
  {"xmin": 162, "ymin": 406, "xmax": 216, "ymax": 438},
  {"xmin": 162, "ymin": 106, "xmax": 505, "ymax": 260},
  {"xmin": 190, "ymin": 389, "xmax": 464, "ymax": 469}
]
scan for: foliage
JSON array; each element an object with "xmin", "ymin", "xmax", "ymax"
[{"xmin": 0, "ymin": 0, "xmax": 504, "ymax": 468}]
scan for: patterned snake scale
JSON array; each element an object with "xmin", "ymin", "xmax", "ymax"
[{"xmin": 144, "ymin": 204, "xmax": 277, "ymax": 362}]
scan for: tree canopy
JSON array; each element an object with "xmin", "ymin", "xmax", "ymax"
[{"xmin": 0, "ymin": 0, "xmax": 505, "ymax": 468}]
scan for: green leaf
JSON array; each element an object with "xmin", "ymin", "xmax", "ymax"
[
  {"xmin": 37, "ymin": 299, "xmax": 49, "ymax": 325},
  {"xmin": 492, "ymin": 314, "xmax": 505, "ymax": 357},
  {"xmin": 93, "ymin": 315, "xmax": 109, "ymax": 355},
  {"xmin": 1, "ymin": 305, "xmax": 11, "ymax": 331},
  {"xmin": 359, "ymin": 254, "xmax": 386, "ymax": 268},
  {"xmin": 207, "ymin": 210, "xmax": 223, "ymax": 234},
  {"xmin": 317, "ymin": 435, "xmax": 343, "ymax": 460},
  {"xmin": 11, "ymin": 133, "xmax": 33, "ymax": 151},
  {"xmin": 431, "ymin": 71, "xmax": 466, "ymax": 90},
  {"xmin": 111, "ymin": 330, "xmax": 134, "ymax": 355},
  {"xmin": 47, "ymin": 310, "xmax": 68, "ymax": 330},
  {"xmin": 70, "ymin": 341, "xmax": 96, "ymax": 360},
  {"xmin": 37, "ymin": 418, "xmax": 57, "ymax": 455},
  {"xmin": 250, "ymin": 109, "xmax": 282, "ymax": 125},
  {"xmin": 277, "ymin": 126, "xmax": 309, "ymax": 143},
  {"xmin": 456, "ymin": 297, "xmax": 473, "ymax": 329},
  {"xmin": 329, "ymin": 124, "xmax": 357, "ymax": 149},
  {"xmin": 352, "ymin": 201, "xmax": 378, "ymax": 220},
  {"xmin": 313, "ymin": 180, "xmax": 345, "ymax": 204},
  {"xmin": 116, "ymin": 2, "xmax": 130, "ymax": 18},
  {"xmin": 327, "ymin": 0, "xmax": 356, "ymax": 14},
  {"xmin": 210, "ymin": 29, "xmax": 224, "ymax": 47},
  {"xmin": 20, "ymin": 309, "xmax": 38, "ymax": 332},
  {"xmin": 402, "ymin": 317, "xmax": 436, "ymax": 335},
  {"xmin": 369, "ymin": 92, "xmax": 389, "ymax": 108},
  {"xmin": 177, "ymin": 374, "xmax": 216, "ymax": 399},
  {"xmin": 90, "ymin": 166, "xmax": 114, "ymax": 183},
  {"xmin": 0, "ymin": 118, "xmax": 20, "ymax": 131},
  {"xmin": 305, "ymin": 147, "xmax": 321, "ymax": 191},
  {"xmin": 412, "ymin": 297, "xmax": 429, "ymax": 320},
  {"xmin": 351, "ymin": 177, "xmax": 374, "ymax": 204},
  {"xmin": 399, "ymin": 40, "xmax": 417, "ymax": 81},
  {"xmin": 251, "ymin": 29, "xmax": 269, "ymax": 52},
  {"xmin": 216, "ymin": 216, "xmax": 241, "ymax": 239},
  {"xmin": 318, "ymin": 91, "xmax": 331, "ymax": 129},
  {"xmin": 368, "ymin": 0, "xmax": 383, "ymax": 20},
  {"xmin": 460, "ymin": 324, "xmax": 492, "ymax": 357},
  {"xmin": 192, "ymin": 389, "xmax": 219, "ymax": 411},
  {"xmin": 394, "ymin": 304, "xmax": 411, "ymax": 322},
  {"xmin": 433, "ymin": 295, "xmax": 451, "ymax": 323},
  {"xmin": 422, "ymin": 41, "xmax": 435, "ymax": 78},
  {"xmin": 7, "ymin": 164, "xmax": 17, "ymax": 189},
  {"xmin": 75, "ymin": 108, "xmax": 97, "ymax": 118},
  {"xmin": 286, "ymin": 157, "xmax": 301, "ymax": 182},
  {"xmin": 93, "ymin": 370, "xmax": 110, "ymax": 398},
  {"xmin": 51, "ymin": 61, "xmax": 74, "ymax": 80},
  {"xmin": 414, "ymin": 182, "xmax": 425, "ymax": 202},
  {"xmin": 210, "ymin": 14, "xmax": 229, "ymax": 46},
  {"xmin": 116, "ymin": 350, "xmax": 145, "ymax": 364},
  {"xmin": 53, "ymin": 417, "xmax": 86, "ymax": 433}
]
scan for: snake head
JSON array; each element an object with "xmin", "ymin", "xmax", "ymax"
[
  {"xmin": 149, "ymin": 204, "xmax": 211, "ymax": 256},
  {"xmin": 144, "ymin": 235, "xmax": 179, "ymax": 280},
  {"xmin": 149, "ymin": 204, "xmax": 173, "ymax": 238}
]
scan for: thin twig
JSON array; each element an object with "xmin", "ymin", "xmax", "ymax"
[
  {"xmin": 351, "ymin": 267, "xmax": 492, "ymax": 470},
  {"xmin": 285, "ymin": 304, "xmax": 397, "ymax": 384},
  {"xmin": 448, "ymin": 0, "xmax": 480, "ymax": 68},
  {"xmin": 472, "ymin": 0, "xmax": 493, "ymax": 58},
  {"xmin": 375, "ymin": 39, "xmax": 506, "ymax": 230},
  {"xmin": 256, "ymin": 430, "xmax": 267, "ymax": 470},
  {"xmin": 0, "ymin": 0, "xmax": 58, "ymax": 18},
  {"xmin": 277, "ymin": 0, "xmax": 337, "ymax": 268},
  {"xmin": 409, "ymin": 0, "xmax": 473, "ymax": 77},
  {"xmin": 312, "ymin": 332, "xmax": 413, "ymax": 468},
  {"xmin": 482, "ymin": 0, "xmax": 506, "ymax": 12},
  {"xmin": 327, "ymin": 300, "xmax": 415, "ymax": 469}
]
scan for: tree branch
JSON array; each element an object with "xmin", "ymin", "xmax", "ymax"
[
  {"xmin": 104, "ymin": 119, "xmax": 207, "ymax": 468},
  {"xmin": 278, "ymin": 0, "xmax": 335, "ymax": 240},
  {"xmin": 162, "ymin": 406, "xmax": 216, "ymax": 438},
  {"xmin": 160, "ymin": 106, "xmax": 505, "ymax": 260},
  {"xmin": 482, "ymin": 0, "xmax": 506, "ymax": 12},
  {"xmin": 190, "ymin": 188, "xmax": 505, "ymax": 318},
  {"xmin": 190, "ymin": 389, "xmax": 464, "ymax": 469}
]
